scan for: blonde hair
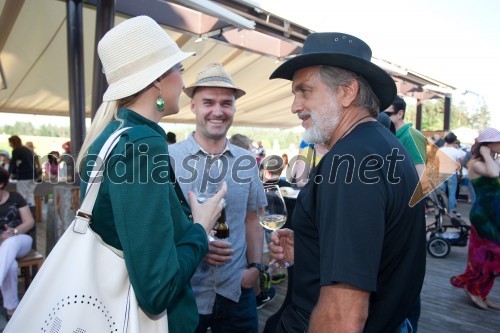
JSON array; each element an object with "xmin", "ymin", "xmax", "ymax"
[{"xmin": 76, "ymin": 101, "xmax": 123, "ymax": 172}]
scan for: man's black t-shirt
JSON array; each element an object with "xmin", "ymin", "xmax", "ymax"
[
  {"xmin": 9, "ymin": 146, "xmax": 35, "ymax": 180},
  {"xmin": 292, "ymin": 121, "xmax": 426, "ymax": 333}
]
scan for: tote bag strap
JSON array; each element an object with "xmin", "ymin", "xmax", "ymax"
[{"xmin": 74, "ymin": 127, "xmax": 131, "ymax": 233}]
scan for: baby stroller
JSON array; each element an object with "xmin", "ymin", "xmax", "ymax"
[{"xmin": 425, "ymin": 188, "xmax": 470, "ymax": 258}]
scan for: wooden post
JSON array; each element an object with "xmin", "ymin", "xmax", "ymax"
[
  {"xmin": 46, "ymin": 185, "xmax": 80, "ymax": 255},
  {"xmin": 415, "ymin": 98, "xmax": 422, "ymax": 130},
  {"xmin": 66, "ymin": 0, "xmax": 86, "ymax": 163}
]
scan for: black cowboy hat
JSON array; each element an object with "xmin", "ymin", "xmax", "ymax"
[{"xmin": 270, "ymin": 32, "xmax": 396, "ymax": 111}]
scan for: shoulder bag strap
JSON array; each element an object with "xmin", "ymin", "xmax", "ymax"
[
  {"xmin": 169, "ymin": 163, "xmax": 193, "ymax": 220},
  {"xmin": 73, "ymin": 127, "xmax": 131, "ymax": 233}
]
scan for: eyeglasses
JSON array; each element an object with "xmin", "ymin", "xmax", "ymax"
[
  {"xmin": 166, "ymin": 63, "xmax": 185, "ymax": 76},
  {"xmin": 175, "ymin": 63, "xmax": 185, "ymax": 74},
  {"xmin": 384, "ymin": 109, "xmax": 397, "ymax": 116}
]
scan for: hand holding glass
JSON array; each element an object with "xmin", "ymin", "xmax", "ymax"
[
  {"xmin": 258, "ymin": 185, "xmax": 291, "ymax": 268},
  {"xmin": 192, "ymin": 180, "xmax": 228, "ymax": 240}
]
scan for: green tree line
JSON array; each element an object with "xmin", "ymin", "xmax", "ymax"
[
  {"xmin": 228, "ymin": 127, "xmax": 303, "ymax": 152},
  {"xmin": 405, "ymin": 98, "xmax": 490, "ymax": 131},
  {"xmin": 163, "ymin": 125, "xmax": 303, "ymax": 152},
  {"xmin": 0, "ymin": 122, "xmax": 70, "ymax": 137}
]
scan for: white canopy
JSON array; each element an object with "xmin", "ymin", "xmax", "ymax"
[{"xmin": 0, "ymin": 0, "xmax": 455, "ymax": 129}]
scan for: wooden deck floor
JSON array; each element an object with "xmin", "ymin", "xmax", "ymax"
[
  {"xmin": 258, "ymin": 247, "xmax": 500, "ymax": 333},
  {"xmin": 2, "ymin": 199, "xmax": 498, "ymax": 332},
  {"xmin": 257, "ymin": 199, "xmax": 500, "ymax": 332}
]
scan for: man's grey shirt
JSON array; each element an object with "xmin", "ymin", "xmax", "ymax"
[{"xmin": 169, "ymin": 132, "xmax": 266, "ymax": 314}]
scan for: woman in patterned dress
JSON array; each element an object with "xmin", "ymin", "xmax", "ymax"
[{"xmin": 450, "ymin": 127, "xmax": 500, "ymax": 310}]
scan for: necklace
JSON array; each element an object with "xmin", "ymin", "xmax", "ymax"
[
  {"xmin": 192, "ymin": 132, "xmax": 226, "ymax": 157},
  {"xmin": 337, "ymin": 115, "xmax": 373, "ymax": 143},
  {"xmin": 207, "ymin": 152, "xmax": 223, "ymax": 159}
]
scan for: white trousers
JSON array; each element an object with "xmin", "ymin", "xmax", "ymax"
[
  {"xmin": 0, "ymin": 234, "xmax": 32, "ymax": 310},
  {"xmin": 16, "ymin": 180, "xmax": 37, "ymax": 206}
]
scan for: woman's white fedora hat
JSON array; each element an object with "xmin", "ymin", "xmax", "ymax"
[{"xmin": 98, "ymin": 16, "xmax": 194, "ymax": 101}]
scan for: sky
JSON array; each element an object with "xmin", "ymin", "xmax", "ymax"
[{"xmin": 254, "ymin": 0, "xmax": 500, "ymax": 129}]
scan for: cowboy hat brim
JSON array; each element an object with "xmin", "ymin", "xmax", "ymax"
[{"xmin": 270, "ymin": 53, "xmax": 396, "ymax": 111}]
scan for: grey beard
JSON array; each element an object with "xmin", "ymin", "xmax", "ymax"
[
  {"xmin": 301, "ymin": 100, "xmax": 341, "ymax": 145},
  {"xmin": 303, "ymin": 126, "xmax": 326, "ymax": 144},
  {"xmin": 303, "ymin": 115, "xmax": 339, "ymax": 144}
]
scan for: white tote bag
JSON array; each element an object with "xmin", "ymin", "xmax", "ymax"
[{"xmin": 5, "ymin": 128, "xmax": 168, "ymax": 333}]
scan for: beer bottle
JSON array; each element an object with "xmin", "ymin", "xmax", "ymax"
[{"xmin": 214, "ymin": 208, "xmax": 229, "ymax": 239}]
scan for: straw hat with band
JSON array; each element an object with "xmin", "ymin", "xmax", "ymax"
[
  {"xmin": 184, "ymin": 62, "xmax": 246, "ymax": 99},
  {"xmin": 270, "ymin": 32, "xmax": 396, "ymax": 111},
  {"xmin": 98, "ymin": 16, "xmax": 194, "ymax": 102}
]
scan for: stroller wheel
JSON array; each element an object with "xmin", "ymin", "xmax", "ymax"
[{"xmin": 426, "ymin": 237, "xmax": 451, "ymax": 258}]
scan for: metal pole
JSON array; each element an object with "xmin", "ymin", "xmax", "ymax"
[
  {"xmin": 415, "ymin": 98, "xmax": 422, "ymax": 130},
  {"xmin": 443, "ymin": 95, "xmax": 451, "ymax": 131},
  {"xmin": 91, "ymin": 0, "xmax": 115, "ymax": 119},
  {"xmin": 66, "ymin": 0, "xmax": 86, "ymax": 160}
]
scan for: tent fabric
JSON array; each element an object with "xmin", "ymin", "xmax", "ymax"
[
  {"xmin": 0, "ymin": 0, "xmax": 298, "ymax": 128},
  {"xmin": 0, "ymin": 0, "xmax": 455, "ymax": 129}
]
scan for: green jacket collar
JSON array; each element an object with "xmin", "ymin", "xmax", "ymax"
[{"xmin": 117, "ymin": 108, "xmax": 168, "ymax": 140}]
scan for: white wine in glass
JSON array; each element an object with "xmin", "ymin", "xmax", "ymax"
[
  {"xmin": 260, "ymin": 214, "xmax": 287, "ymax": 231},
  {"xmin": 259, "ymin": 185, "xmax": 290, "ymax": 267}
]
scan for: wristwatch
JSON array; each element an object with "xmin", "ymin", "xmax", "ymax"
[
  {"xmin": 246, "ymin": 263, "xmax": 265, "ymax": 272},
  {"xmin": 13, "ymin": 228, "xmax": 19, "ymax": 236}
]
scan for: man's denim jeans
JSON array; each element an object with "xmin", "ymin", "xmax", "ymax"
[
  {"xmin": 196, "ymin": 287, "xmax": 258, "ymax": 333},
  {"xmin": 399, "ymin": 319, "xmax": 414, "ymax": 333},
  {"xmin": 440, "ymin": 173, "xmax": 458, "ymax": 211}
]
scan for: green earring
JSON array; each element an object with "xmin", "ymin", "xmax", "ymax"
[
  {"xmin": 156, "ymin": 96, "xmax": 165, "ymax": 111},
  {"xmin": 156, "ymin": 88, "xmax": 165, "ymax": 111}
]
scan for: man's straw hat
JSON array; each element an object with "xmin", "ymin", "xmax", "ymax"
[
  {"xmin": 183, "ymin": 62, "xmax": 246, "ymax": 99},
  {"xmin": 98, "ymin": 16, "xmax": 194, "ymax": 101}
]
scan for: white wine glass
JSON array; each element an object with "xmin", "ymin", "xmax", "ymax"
[{"xmin": 258, "ymin": 185, "xmax": 291, "ymax": 268}]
